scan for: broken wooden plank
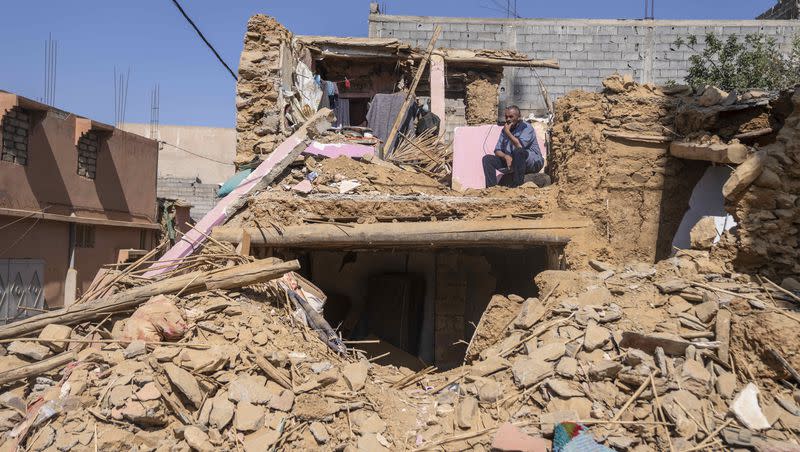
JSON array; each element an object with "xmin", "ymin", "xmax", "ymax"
[
  {"xmin": 143, "ymin": 109, "xmax": 333, "ymax": 277},
  {"xmin": 0, "ymin": 259, "xmax": 300, "ymax": 340},
  {"xmin": 383, "ymin": 25, "xmax": 442, "ymax": 157}
]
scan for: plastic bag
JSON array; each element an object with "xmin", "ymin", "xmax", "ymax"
[{"xmin": 123, "ymin": 295, "xmax": 187, "ymax": 342}]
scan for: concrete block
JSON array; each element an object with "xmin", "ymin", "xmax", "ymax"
[{"xmin": 466, "ymin": 23, "xmax": 484, "ymax": 32}]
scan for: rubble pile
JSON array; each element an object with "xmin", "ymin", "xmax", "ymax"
[
  {"xmin": 551, "ymin": 73, "xmax": 796, "ymax": 272},
  {"xmin": 1, "ymin": 246, "xmax": 799, "ymax": 451},
  {"xmin": 227, "ymin": 154, "xmax": 557, "ymax": 228},
  {"xmin": 715, "ymin": 87, "xmax": 800, "ymax": 278}
]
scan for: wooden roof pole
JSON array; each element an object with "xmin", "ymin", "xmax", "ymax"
[{"xmin": 381, "ymin": 25, "xmax": 442, "ymax": 159}]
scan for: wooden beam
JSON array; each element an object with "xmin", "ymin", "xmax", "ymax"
[
  {"xmin": 429, "ymin": 54, "xmax": 446, "ymax": 139},
  {"xmin": 0, "ymin": 259, "xmax": 300, "ymax": 340},
  {"xmin": 212, "ymin": 219, "xmax": 589, "ymax": 249},
  {"xmin": 382, "ymin": 25, "xmax": 442, "ymax": 158},
  {"xmin": 236, "ymin": 230, "xmax": 251, "ymax": 256}
]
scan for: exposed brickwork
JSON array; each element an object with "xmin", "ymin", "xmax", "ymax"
[
  {"xmin": 77, "ymin": 132, "xmax": 99, "ymax": 179},
  {"xmin": 1, "ymin": 107, "xmax": 30, "ymax": 165},
  {"xmin": 156, "ymin": 176, "xmax": 219, "ymax": 221},
  {"xmin": 369, "ymin": 14, "xmax": 800, "ymax": 117}
]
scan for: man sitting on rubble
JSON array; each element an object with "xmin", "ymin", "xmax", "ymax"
[{"xmin": 482, "ymin": 105, "xmax": 543, "ymax": 188}]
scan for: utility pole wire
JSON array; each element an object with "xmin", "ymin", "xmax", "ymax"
[{"xmin": 169, "ymin": 0, "xmax": 238, "ymax": 82}]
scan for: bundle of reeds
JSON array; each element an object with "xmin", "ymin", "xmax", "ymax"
[{"xmin": 389, "ymin": 128, "xmax": 453, "ymax": 181}]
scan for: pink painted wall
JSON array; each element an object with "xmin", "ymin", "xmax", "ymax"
[{"xmin": 451, "ymin": 123, "xmax": 548, "ymax": 191}]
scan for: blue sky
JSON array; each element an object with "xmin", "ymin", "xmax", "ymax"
[{"xmin": 0, "ymin": 1, "xmax": 777, "ymax": 128}]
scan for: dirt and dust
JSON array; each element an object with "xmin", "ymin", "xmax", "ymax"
[
  {"xmin": 465, "ymin": 70, "xmax": 503, "ymax": 125},
  {"xmin": 8, "ymin": 241, "xmax": 800, "ymax": 451},
  {"xmin": 731, "ymin": 311, "xmax": 800, "ymax": 379},
  {"xmin": 226, "ymin": 155, "xmax": 560, "ymax": 228}
]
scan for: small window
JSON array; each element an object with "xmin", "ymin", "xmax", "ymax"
[
  {"xmin": 77, "ymin": 131, "xmax": 99, "ymax": 179},
  {"xmin": 1, "ymin": 107, "xmax": 30, "ymax": 166},
  {"xmin": 76, "ymin": 225, "xmax": 95, "ymax": 248}
]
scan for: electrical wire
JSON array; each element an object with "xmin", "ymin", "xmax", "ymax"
[
  {"xmin": 169, "ymin": 0, "xmax": 238, "ymax": 82},
  {"xmin": 159, "ymin": 140, "xmax": 234, "ymax": 166},
  {"xmin": 0, "ymin": 216, "xmax": 42, "ymax": 256}
]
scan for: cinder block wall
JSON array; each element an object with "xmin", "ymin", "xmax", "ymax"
[
  {"xmin": 758, "ymin": 0, "xmax": 800, "ymax": 19},
  {"xmin": 369, "ymin": 14, "xmax": 800, "ymax": 116}
]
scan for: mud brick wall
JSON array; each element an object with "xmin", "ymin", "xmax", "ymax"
[
  {"xmin": 369, "ymin": 12, "xmax": 800, "ymax": 117},
  {"xmin": 716, "ymin": 88, "xmax": 800, "ymax": 278},
  {"xmin": 236, "ymin": 15, "xmax": 292, "ymax": 166},
  {"xmin": 1, "ymin": 107, "xmax": 30, "ymax": 165},
  {"xmin": 550, "ymin": 80, "xmax": 707, "ymax": 264}
]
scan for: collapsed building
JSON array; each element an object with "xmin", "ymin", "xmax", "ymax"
[{"xmin": 0, "ymin": 11, "xmax": 799, "ymax": 452}]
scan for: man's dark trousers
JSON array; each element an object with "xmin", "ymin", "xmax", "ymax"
[{"xmin": 482, "ymin": 148, "xmax": 528, "ymax": 188}]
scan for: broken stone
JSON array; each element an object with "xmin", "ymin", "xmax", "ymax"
[
  {"xmin": 163, "ymin": 363, "xmax": 203, "ymax": 408},
  {"xmin": 342, "ymin": 360, "xmax": 369, "ymax": 391},
  {"xmin": 731, "ymin": 383, "xmax": 771, "ymax": 431},
  {"xmin": 228, "ymin": 375, "xmax": 272, "ymax": 404},
  {"xmin": 0, "ymin": 392, "xmax": 27, "ymax": 415},
  {"xmin": 716, "ymin": 372, "xmax": 736, "ymax": 399},
  {"xmin": 546, "ymin": 379, "xmax": 584, "ymax": 398},
  {"xmin": 690, "ymin": 217, "xmax": 718, "ymax": 250},
  {"xmin": 121, "ymin": 400, "xmax": 167, "ymax": 426},
  {"xmin": 723, "ymin": 150, "xmax": 766, "ymax": 201},
  {"xmin": 123, "ymin": 340, "xmax": 146, "ymax": 359},
  {"xmin": 242, "ymin": 427, "xmax": 280, "ymax": 452},
  {"xmin": 693, "ymin": 301, "xmax": 718, "ymax": 323},
  {"xmin": 556, "ymin": 357, "xmax": 578, "ymax": 378},
  {"xmin": 235, "ymin": 401, "xmax": 266, "ymax": 432},
  {"xmin": 583, "ymin": 323, "xmax": 610, "ymax": 352},
  {"xmin": 268, "ymin": 389, "xmax": 294, "ymax": 412},
  {"xmin": 456, "ymin": 397, "xmax": 478, "ymax": 429},
  {"xmin": 177, "ymin": 347, "xmax": 229, "ymax": 373},
  {"xmin": 37, "ymin": 324, "xmax": 72, "ymax": 352},
  {"xmin": 478, "ymin": 380, "xmax": 502, "ymax": 403},
  {"xmin": 588, "ymin": 360, "xmax": 622, "ymax": 380},
  {"xmin": 680, "ymin": 359, "xmax": 711, "ymax": 397},
  {"xmin": 780, "ymin": 277, "xmax": 800, "ymax": 292},
  {"xmin": 7, "ymin": 341, "xmax": 50, "ymax": 360},
  {"xmin": 515, "ymin": 297, "xmax": 547, "ymax": 329},
  {"xmin": 529, "ymin": 342, "xmax": 566, "ymax": 361},
  {"xmin": 309, "ymin": 421, "xmax": 329, "ymax": 444},
  {"xmin": 210, "ymin": 395, "xmax": 235, "ymax": 429},
  {"xmin": 152, "ymin": 346, "xmax": 180, "ymax": 362},
  {"xmin": 183, "ymin": 426, "xmax": 214, "ymax": 452},
  {"xmin": 655, "ymin": 279, "xmax": 689, "ymax": 294},
  {"xmin": 135, "ymin": 382, "xmax": 161, "ymax": 402},
  {"xmin": 512, "ymin": 358, "xmax": 553, "ymax": 388},
  {"xmin": 698, "ymin": 86, "xmax": 728, "ymax": 107},
  {"xmin": 108, "ymin": 384, "xmax": 136, "ymax": 407}
]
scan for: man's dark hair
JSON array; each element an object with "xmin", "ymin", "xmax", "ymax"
[{"xmin": 505, "ymin": 105, "xmax": 521, "ymax": 115}]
